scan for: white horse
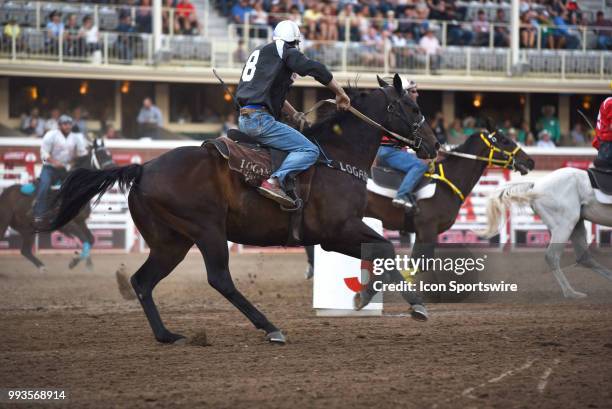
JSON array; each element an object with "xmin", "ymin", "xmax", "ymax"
[{"xmin": 483, "ymin": 167, "xmax": 612, "ymax": 298}]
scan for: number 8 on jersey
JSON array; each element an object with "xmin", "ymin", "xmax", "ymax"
[{"xmin": 241, "ymin": 50, "xmax": 260, "ymax": 82}]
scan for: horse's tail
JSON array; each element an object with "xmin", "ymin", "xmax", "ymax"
[
  {"xmin": 48, "ymin": 164, "xmax": 143, "ymax": 231},
  {"xmin": 482, "ymin": 182, "xmax": 538, "ymax": 238}
]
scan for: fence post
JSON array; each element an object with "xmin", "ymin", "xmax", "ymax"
[
  {"xmin": 601, "ymin": 53, "xmax": 605, "ymax": 79},
  {"xmin": 489, "ymin": 23, "xmax": 494, "ymax": 48},
  {"xmin": 442, "ymin": 21, "xmax": 447, "ymax": 48},
  {"xmin": 383, "ymin": 40, "xmax": 389, "ymax": 74},
  {"xmin": 506, "ymin": 48, "xmax": 511, "ymax": 76},
  {"xmin": 11, "ymin": 32, "xmax": 16, "ymax": 60},
  {"xmin": 35, "ymin": 1, "xmax": 41, "ymax": 28},
  {"xmin": 58, "ymin": 28, "xmax": 64, "ymax": 63},
  {"xmin": 170, "ymin": 9, "xmax": 175, "ymax": 37},
  {"xmin": 561, "ymin": 52, "xmax": 565, "ymax": 79},
  {"xmin": 147, "ymin": 35, "xmax": 153, "ymax": 64},
  {"xmin": 425, "ymin": 52, "xmax": 430, "ymax": 75},
  {"xmin": 581, "ymin": 26, "xmax": 586, "ymax": 52},
  {"xmin": 536, "ymin": 26, "xmax": 541, "ymax": 50},
  {"xmin": 243, "ymin": 12, "xmax": 250, "ymax": 47},
  {"xmin": 103, "ymin": 32, "xmax": 109, "ymax": 65},
  {"xmin": 466, "ymin": 47, "xmax": 471, "ymax": 76},
  {"xmin": 342, "ymin": 17, "xmax": 350, "ymax": 72},
  {"xmin": 211, "ymin": 40, "xmax": 216, "ymax": 68},
  {"xmin": 94, "ymin": 5, "xmax": 99, "ymax": 29},
  {"xmin": 203, "ymin": 0, "xmax": 209, "ymax": 38}
]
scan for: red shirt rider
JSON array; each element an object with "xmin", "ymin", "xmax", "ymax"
[{"xmin": 593, "ymin": 97, "xmax": 612, "ymax": 150}]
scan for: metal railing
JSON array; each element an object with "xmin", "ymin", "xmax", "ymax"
[{"xmin": 0, "ymin": 0, "xmax": 209, "ymax": 37}]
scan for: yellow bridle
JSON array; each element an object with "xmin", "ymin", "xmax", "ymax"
[{"xmin": 424, "ymin": 132, "xmax": 524, "ymax": 201}]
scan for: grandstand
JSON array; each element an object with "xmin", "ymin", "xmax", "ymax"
[{"xmin": 0, "ymin": 0, "xmax": 610, "ymax": 141}]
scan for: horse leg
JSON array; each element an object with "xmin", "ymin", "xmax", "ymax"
[
  {"xmin": 195, "ymin": 226, "xmax": 285, "ymax": 343},
  {"xmin": 571, "ymin": 220, "xmax": 612, "ymax": 283},
  {"xmin": 545, "ymin": 227, "xmax": 586, "ymax": 299},
  {"xmin": 304, "ymin": 245, "xmax": 314, "ymax": 279},
  {"xmin": 321, "ymin": 218, "xmax": 427, "ymax": 320},
  {"xmin": 534, "ymin": 199, "xmax": 585, "ymax": 298},
  {"xmin": 19, "ymin": 231, "xmax": 45, "ymax": 271}
]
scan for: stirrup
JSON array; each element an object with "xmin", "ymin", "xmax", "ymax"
[{"xmin": 281, "ymin": 197, "xmax": 303, "ymax": 212}]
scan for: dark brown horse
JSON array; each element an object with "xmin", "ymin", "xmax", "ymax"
[
  {"xmin": 46, "ymin": 74, "xmax": 440, "ymax": 345},
  {"xmin": 0, "ymin": 138, "xmax": 114, "ymax": 271},
  {"xmin": 347, "ymin": 130, "xmax": 535, "ymax": 307}
]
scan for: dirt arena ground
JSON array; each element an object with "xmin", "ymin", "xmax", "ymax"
[{"xmin": 1, "ymin": 251, "xmax": 612, "ymax": 409}]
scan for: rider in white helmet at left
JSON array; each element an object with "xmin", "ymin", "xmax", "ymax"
[{"xmin": 235, "ymin": 20, "xmax": 351, "ymax": 208}]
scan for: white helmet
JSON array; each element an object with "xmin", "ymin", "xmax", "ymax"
[{"xmin": 273, "ymin": 20, "xmax": 301, "ymax": 43}]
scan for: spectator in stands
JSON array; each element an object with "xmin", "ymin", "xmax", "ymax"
[
  {"xmin": 137, "ymin": 97, "xmax": 163, "ymax": 138},
  {"xmin": 116, "ymin": 13, "xmax": 137, "ymax": 63},
  {"xmin": 103, "ymin": 124, "xmax": 119, "ymax": 139},
  {"xmin": 21, "ymin": 108, "xmax": 45, "ymax": 138},
  {"xmin": 162, "ymin": 0, "xmax": 178, "ymax": 34},
  {"xmin": 415, "ymin": 0, "xmax": 430, "ymax": 20},
  {"xmin": 72, "ymin": 107, "xmax": 87, "ymax": 135},
  {"xmin": 233, "ymin": 39, "xmax": 247, "ymax": 64},
  {"xmin": 494, "ymin": 9, "xmax": 510, "ymax": 47},
  {"xmin": 384, "ymin": 10, "xmax": 399, "ymax": 34},
  {"xmin": 79, "ymin": 16, "xmax": 100, "ymax": 58},
  {"xmin": 356, "ymin": 7, "xmax": 372, "ymax": 40},
  {"xmin": 319, "ymin": 4, "xmax": 338, "ymax": 41},
  {"xmin": 518, "ymin": 120, "xmax": 533, "ymax": 145},
  {"xmin": 570, "ymin": 123, "xmax": 586, "ymax": 146},
  {"xmin": 288, "ymin": 5, "xmax": 303, "ymax": 27},
  {"xmin": 536, "ymin": 105, "xmax": 560, "ymax": 144},
  {"xmin": 176, "ymin": 0, "xmax": 199, "ymax": 35},
  {"xmin": 45, "ymin": 11, "xmax": 64, "ymax": 52},
  {"xmin": 44, "ymin": 108, "xmax": 61, "ymax": 132},
  {"xmin": 136, "ymin": 0, "xmax": 153, "ymax": 33},
  {"xmin": 520, "ymin": 10, "xmax": 536, "ymax": 48},
  {"xmin": 507, "ymin": 127, "xmax": 519, "ymax": 143},
  {"xmin": 303, "ymin": 2, "xmax": 323, "ymax": 39},
  {"xmin": 338, "ymin": 4, "xmax": 360, "ymax": 42},
  {"xmin": 552, "ymin": 10, "xmax": 579, "ymax": 49},
  {"xmin": 2, "ymin": 18, "xmax": 21, "ymax": 51},
  {"xmin": 448, "ymin": 118, "xmax": 465, "ymax": 145},
  {"xmin": 473, "ymin": 9, "xmax": 490, "ymax": 46},
  {"xmin": 462, "ymin": 116, "xmax": 476, "ymax": 136},
  {"xmin": 232, "ymin": 0, "xmax": 253, "ymax": 25},
  {"xmin": 64, "ymin": 14, "xmax": 81, "ymax": 57},
  {"xmin": 251, "ymin": 1, "xmax": 269, "ymax": 39},
  {"xmin": 398, "ymin": 7, "xmax": 421, "ymax": 41},
  {"xmin": 361, "ymin": 26, "xmax": 386, "ymax": 67},
  {"xmin": 391, "ymin": 31, "xmax": 417, "ymax": 68},
  {"xmin": 537, "ymin": 129, "xmax": 556, "ymax": 148},
  {"xmin": 431, "ymin": 112, "xmax": 447, "ymax": 144},
  {"xmin": 418, "ymin": 27, "xmax": 441, "ymax": 73},
  {"xmin": 592, "ymin": 11, "xmax": 612, "ymax": 50},
  {"xmin": 21, "ymin": 108, "xmax": 44, "ymax": 136},
  {"xmin": 23, "ymin": 118, "xmax": 43, "ymax": 138}
]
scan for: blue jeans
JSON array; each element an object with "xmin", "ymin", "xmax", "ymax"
[
  {"xmin": 377, "ymin": 146, "xmax": 428, "ymax": 197},
  {"xmin": 33, "ymin": 164, "xmax": 61, "ymax": 218},
  {"xmin": 239, "ymin": 111, "xmax": 319, "ymax": 187}
]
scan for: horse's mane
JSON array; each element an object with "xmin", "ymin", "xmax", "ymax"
[{"xmin": 303, "ymin": 86, "xmax": 371, "ymax": 143}]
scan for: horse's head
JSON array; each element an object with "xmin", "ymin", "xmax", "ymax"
[
  {"xmin": 376, "ymin": 73, "xmax": 439, "ymax": 159},
  {"xmin": 90, "ymin": 137, "xmax": 115, "ymax": 169},
  {"xmin": 474, "ymin": 129, "xmax": 535, "ymax": 175}
]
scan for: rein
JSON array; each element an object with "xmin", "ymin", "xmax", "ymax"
[
  {"xmin": 303, "ymin": 98, "xmax": 422, "ymax": 148},
  {"xmin": 428, "ymin": 133, "xmax": 523, "ymax": 201}
]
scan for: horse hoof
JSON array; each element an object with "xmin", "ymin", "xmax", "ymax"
[
  {"xmin": 157, "ymin": 332, "xmax": 186, "ymax": 344},
  {"xmin": 38, "ymin": 266, "xmax": 47, "ymax": 273},
  {"xmin": 85, "ymin": 258, "xmax": 94, "ymax": 272},
  {"xmin": 68, "ymin": 257, "xmax": 80, "ymax": 270},
  {"xmin": 173, "ymin": 337, "xmax": 188, "ymax": 346},
  {"xmin": 410, "ymin": 304, "xmax": 429, "ymax": 321},
  {"xmin": 266, "ymin": 330, "xmax": 286, "ymax": 344},
  {"xmin": 304, "ymin": 264, "xmax": 314, "ymax": 280},
  {"xmin": 353, "ymin": 291, "xmax": 371, "ymax": 311},
  {"xmin": 565, "ymin": 291, "xmax": 587, "ymax": 299}
]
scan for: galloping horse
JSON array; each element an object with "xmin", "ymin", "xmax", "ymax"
[
  {"xmin": 0, "ymin": 138, "xmax": 114, "ymax": 271},
  {"xmin": 484, "ymin": 167, "xmax": 612, "ymax": 298},
  {"xmin": 46, "ymin": 74, "xmax": 440, "ymax": 345},
  {"xmin": 319, "ymin": 130, "xmax": 534, "ymax": 308}
]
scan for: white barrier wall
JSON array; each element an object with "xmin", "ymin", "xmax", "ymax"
[{"xmin": 312, "ymin": 217, "xmax": 384, "ymax": 316}]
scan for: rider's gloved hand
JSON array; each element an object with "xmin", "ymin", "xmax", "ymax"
[{"xmin": 336, "ymin": 92, "xmax": 351, "ymax": 111}]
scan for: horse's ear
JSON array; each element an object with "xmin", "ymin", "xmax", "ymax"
[
  {"xmin": 377, "ymin": 75, "xmax": 388, "ymax": 88},
  {"xmin": 393, "ymin": 73, "xmax": 403, "ymax": 95},
  {"xmin": 485, "ymin": 117, "xmax": 496, "ymax": 133},
  {"xmin": 93, "ymin": 138, "xmax": 98, "ymax": 148}
]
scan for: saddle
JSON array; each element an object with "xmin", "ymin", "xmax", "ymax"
[
  {"xmin": 204, "ymin": 129, "xmax": 315, "ymax": 245},
  {"xmin": 587, "ymin": 166, "xmax": 612, "ymax": 204},
  {"xmin": 367, "ymin": 165, "xmax": 436, "ymax": 200}
]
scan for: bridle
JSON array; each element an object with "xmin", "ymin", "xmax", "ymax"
[
  {"xmin": 301, "ymin": 86, "xmax": 427, "ymax": 151},
  {"xmin": 379, "ymin": 86, "xmax": 425, "ymax": 150},
  {"xmin": 90, "ymin": 140, "xmax": 114, "ymax": 170},
  {"xmin": 441, "ymin": 132, "xmax": 523, "ymax": 171}
]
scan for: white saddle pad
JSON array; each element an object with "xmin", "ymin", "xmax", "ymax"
[
  {"xmin": 366, "ymin": 179, "xmax": 436, "ymax": 201},
  {"xmin": 594, "ymin": 189, "xmax": 612, "ymax": 204}
]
